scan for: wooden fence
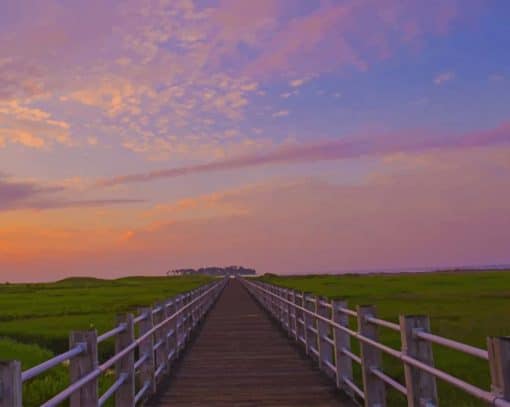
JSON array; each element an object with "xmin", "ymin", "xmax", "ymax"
[
  {"xmin": 241, "ymin": 278, "xmax": 510, "ymax": 407},
  {"xmin": 0, "ymin": 278, "xmax": 227, "ymax": 407}
]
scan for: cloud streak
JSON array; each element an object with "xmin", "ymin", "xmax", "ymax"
[
  {"xmin": 97, "ymin": 121, "xmax": 510, "ymax": 187},
  {"xmin": 0, "ymin": 176, "xmax": 142, "ymax": 212}
]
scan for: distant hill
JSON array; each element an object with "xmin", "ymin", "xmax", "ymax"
[{"xmin": 168, "ymin": 266, "xmax": 256, "ymax": 276}]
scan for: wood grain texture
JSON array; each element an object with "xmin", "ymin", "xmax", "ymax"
[{"xmin": 148, "ymin": 279, "xmax": 354, "ymax": 407}]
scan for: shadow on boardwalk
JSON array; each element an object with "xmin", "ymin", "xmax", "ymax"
[{"xmin": 148, "ymin": 279, "xmax": 355, "ymax": 406}]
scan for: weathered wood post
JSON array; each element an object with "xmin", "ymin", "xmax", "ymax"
[
  {"xmin": 196, "ymin": 288, "xmax": 204, "ymax": 322},
  {"xmin": 332, "ymin": 300, "xmax": 354, "ymax": 395},
  {"xmin": 274, "ymin": 286, "xmax": 280, "ymax": 321},
  {"xmin": 138, "ymin": 307, "xmax": 156, "ymax": 397},
  {"xmin": 271, "ymin": 285, "xmax": 277, "ymax": 318},
  {"xmin": 69, "ymin": 330, "xmax": 98, "ymax": 407},
  {"xmin": 166, "ymin": 299, "xmax": 177, "ymax": 364},
  {"xmin": 303, "ymin": 292, "xmax": 313, "ymax": 355},
  {"xmin": 175, "ymin": 295, "xmax": 184, "ymax": 354},
  {"xmin": 153, "ymin": 303, "xmax": 167, "ymax": 381},
  {"xmin": 264, "ymin": 283, "xmax": 270, "ymax": 311},
  {"xmin": 290, "ymin": 290, "xmax": 298, "ymax": 340},
  {"xmin": 280, "ymin": 288, "xmax": 287, "ymax": 328},
  {"xmin": 488, "ymin": 337, "xmax": 510, "ymax": 402},
  {"xmin": 357, "ymin": 305, "xmax": 386, "ymax": 407},
  {"xmin": 283, "ymin": 289, "xmax": 291, "ymax": 334},
  {"xmin": 181, "ymin": 294, "xmax": 188, "ymax": 344},
  {"xmin": 316, "ymin": 297, "xmax": 333, "ymax": 373},
  {"xmin": 400, "ymin": 315, "xmax": 438, "ymax": 407},
  {"xmin": 188, "ymin": 290, "xmax": 195, "ymax": 330},
  {"xmin": 186, "ymin": 292, "xmax": 192, "ymax": 339},
  {"xmin": 163, "ymin": 301, "xmax": 173, "ymax": 371},
  {"xmin": 0, "ymin": 361, "xmax": 22, "ymax": 407},
  {"xmin": 269, "ymin": 286, "xmax": 278, "ymax": 319},
  {"xmin": 192, "ymin": 289, "xmax": 199, "ymax": 328},
  {"xmin": 115, "ymin": 313, "xmax": 135, "ymax": 407},
  {"xmin": 295, "ymin": 292, "xmax": 304, "ymax": 343}
]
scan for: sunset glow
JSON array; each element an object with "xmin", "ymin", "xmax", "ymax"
[{"xmin": 1, "ymin": 0, "xmax": 509, "ymax": 281}]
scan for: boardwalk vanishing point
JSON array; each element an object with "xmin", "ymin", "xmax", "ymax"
[{"xmin": 148, "ymin": 278, "xmax": 354, "ymax": 406}]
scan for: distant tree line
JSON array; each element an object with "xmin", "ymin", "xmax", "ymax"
[{"xmin": 168, "ymin": 266, "xmax": 256, "ymax": 276}]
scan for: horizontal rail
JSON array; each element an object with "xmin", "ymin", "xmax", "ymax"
[
  {"xmin": 134, "ymin": 381, "xmax": 151, "ymax": 405},
  {"xmin": 133, "ymin": 313, "xmax": 147, "ymax": 324},
  {"xmin": 98, "ymin": 373, "xmax": 127, "ymax": 406},
  {"xmin": 338, "ymin": 307, "xmax": 357, "ymax": 317},
  {"xmin": 343, "ymin": 376, "xmax": 365, "ymax": 400},
  {"xmin": 155, "ymin": 363, "xmax": 165, "ymax": 378},
  {"xmin": 97, "ymin": 323, "xmax": 127, "ymax": 343},
  {"xmin": 135, "ymin": 353, "xmax": 148, "ymax": 371},
  {"xmin": 415, "ymin": 330, "xmax": 489, "ymax": 360},
  {"xmin": 371, "ymin": 368, "xmax": 407, "ymax": 395},
  {"xmin": 341, "ymin": 348, "xmax": 361, "ymax": 365},
  {"xmin": 366, "ymin": 316, "xmax": 400, "ymax": 331},
  {"xmin": 21, "ymin": 344, "xmax": 85, "ymax": 382}
]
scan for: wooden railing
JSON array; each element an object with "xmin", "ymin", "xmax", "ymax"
[
  {"xmin": 241, "ymin": 278, "xmax": 510, "ymax": 407},
  {"xmin": 0, "ymin": 278, "xmax": 227, "ymax": 407}
]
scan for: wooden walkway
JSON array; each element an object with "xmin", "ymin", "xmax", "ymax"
[{"xmin": 148, "ymin": 279, "xmax": 355, "ymax": 406}]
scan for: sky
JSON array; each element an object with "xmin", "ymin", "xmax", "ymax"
[{"xmin": 1, "ymin": 0, "xmax": 509, "ymax": 282}]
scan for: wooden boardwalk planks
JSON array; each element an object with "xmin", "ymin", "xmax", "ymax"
[{"xmin": 148, "ymin": 279, "xmax": 355, "ymax": 406}]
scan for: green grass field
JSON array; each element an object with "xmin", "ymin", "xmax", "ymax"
[
  {"xmin": 0, "ymin": 275, "xmax": 213, "ymax": 406},
  {"xmin": 260, "ymin": 270, "xmax": 510, "ymax": 407}
]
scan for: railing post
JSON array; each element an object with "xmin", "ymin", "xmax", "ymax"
[
  {"xmin": 290, "ymin": 290, "xmax": 298, "ymax": 340},
  {"xmin": 187, "ymin": 291, "xmax": 194, "ymax": 333},
  {"xmin": 196, "ymin": 288, "xmax": 204, "ymax": 322},
  {"xmin": 271, "ymin": 286, "xmax": 277, "ymax": 319},
  {"xmin": 176, "ymin": 295, "xmax": 185, "ymax": 353},
  {"xmin": 283, "ymin": 289, "xmax": 290, "ymax": 334},
  {"xmin": 154, "ymin": 303, "xmax": 167, "ymax": 382},
  {"xmin": 273, "ymin": 286, "xmax": 279, "ymax": 320},
  {"xmin": 303, "ymin": 292, "xmax": 313, "ymax": 355},
  {"xmin": 316, "ymin": 297, "xmax": 333, "ymax": 374},
  {"xmin": 488, "ymin": 337, "xmax": 510, "ymax": 401},
  {"xmin": 115, "ymin": 313, "xmax": 135, "ymax": 407},
  {"xmin": 295, "ymin": 292, "xmax": 304, "ymax": 344},
  {"xmin": 69, "ymin": 330, "xmax": 98, "ymax": 407},
  {"xmin": 0, "ymin": 361, "xmax": 22, "ymax": 407},
  {"xmin": 279, "ymin": 288, "xmax": 286, "ymax": 327},
  {"xmin": 191, "ymin": 289, "xmax": 198, "ymax": 328},
  {"xmin": 166, "ymin": 299, "xmax": 177, "ymax": 364},
  {"xmin": 400, "ymin": 315, "xmax": 438, "ymax": 407},
  {"xmin": 332, "ymin": 299, "xmax": 353, "ymax": 395},
  {"xmin": 358, "ymin": 305, "xmax": 386, "ymax": 407},
  {"xmin": 185, "ymin": 292, "xmax": 192, "ymax": 342},
  {"xmin": 165, "ymin": 298, "xmax": 175, "ymax": 373},
  {"xmin": 138, "ymin": 307, "xmax": 156, "ymax": 398}
]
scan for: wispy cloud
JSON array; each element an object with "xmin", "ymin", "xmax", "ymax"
[
  {"xmin": 434, "ymin": 71, "xmax": 456, "ymax": 85},
  {"xmin": 272, "ymin": 110, "xmax": 290, "ymax": 118},
  {"xmin": 96, "ymin": 121, "xmax": 510, "ymax": 187},
  {"xmin": 489, "ymin": 73, "xmax": 505, "ymax": 81},
  {"xmin": 0, "ymin": 175, "xmax": 142, "ymax": 212},
  {"xmin": 289, "ymin": 78, "xmax": 307, "ymax": 88}
]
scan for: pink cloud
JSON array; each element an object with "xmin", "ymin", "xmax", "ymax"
[
  {"xmin": 97, "ymin": 120, "xmax": 510, "ymax": 187},
  {"xmin": 239, "ymin": 0, "xmax": 479, "ymax": 78},
  {"xmin": 0, "ymin": 174, "xmax": 142, "ymax": 212}
]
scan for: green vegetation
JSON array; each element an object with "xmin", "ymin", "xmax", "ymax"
[
  {"xmin": 0, "ymin": 275, "xmax": 213, "ymax": 406},
  {"xmin": 260, "ymin": 270, "xmax": 510, "ymax": 407}
]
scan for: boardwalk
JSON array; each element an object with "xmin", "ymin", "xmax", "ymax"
[{"xmin": 148, "ymin": 279, "xmax": 354, "ymax": 406}]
